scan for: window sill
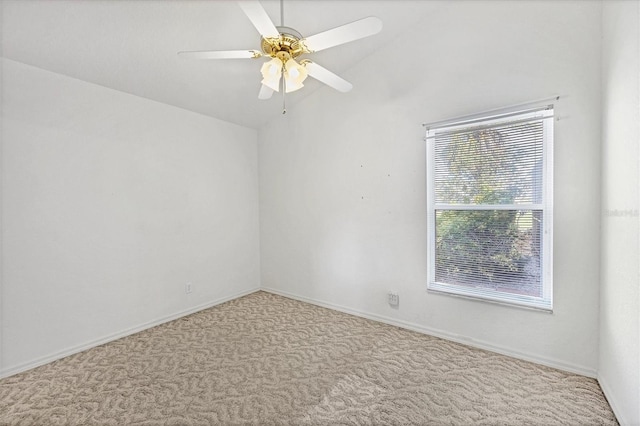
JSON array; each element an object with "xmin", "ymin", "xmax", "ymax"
[{"xmin": 427, "ymin": 282, "xmax": 553, "ymax": 313}]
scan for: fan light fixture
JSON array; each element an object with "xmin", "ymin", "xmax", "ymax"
[
  {"xmin": 284, "ymin": 58, "xmax": 308, "ymax": 93},
  {"xmin": 178, "ymin": 1, "xmax": 382, "ymax": 111},
  {"xmin": 260, "ymin": 57, "xmax": 282, "ymax": 91},
  {"xmin": 260, "ymin": 57, "xmax": 308, "ymax": 93}
]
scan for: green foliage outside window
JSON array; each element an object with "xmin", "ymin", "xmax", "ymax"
[{"xmin": 434, "ymin": 126, "xmax": 542, "ymax": 295}]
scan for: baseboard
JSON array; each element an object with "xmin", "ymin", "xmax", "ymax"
[
  {"xmin": 597, "ymin": 375, "xmax": 628, "ymax": 426},
  {"xmin": 0, "ymin": 287, "xmax": 261, "ymax": 379},
  {"xmin": 2, "ymin": 285, "xmax": 599, "ymax": 381},
  {"xmin": 261, "ymin": 287, "xmax": 598, "ymax": 379}
]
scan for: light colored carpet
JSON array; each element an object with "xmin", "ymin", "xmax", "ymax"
[{"xmin": 1, "ymin": 291, "xmax": 617, "ymax": 425}]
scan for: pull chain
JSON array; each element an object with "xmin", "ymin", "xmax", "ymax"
[
  {"xmin": 280, "ymin": 0, "xmax": 286, "ymax": 114},
  {"xmin": 282, "ymin": 69, "xmax": 287, "ymax": 115}
]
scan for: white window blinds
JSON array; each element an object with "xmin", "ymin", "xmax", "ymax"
[{"xmin": 426, "ymin": 107, "xmax": 553, "ymax": 310}]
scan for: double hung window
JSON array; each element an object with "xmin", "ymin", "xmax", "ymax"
[{"xmin": 426, "ymin": 107, "xmax": 554, "ymax": 310}]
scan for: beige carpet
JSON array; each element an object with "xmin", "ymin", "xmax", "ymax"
[{"xmin": 1, "ymin": 291, "xmax": 617, "ymax": 425}]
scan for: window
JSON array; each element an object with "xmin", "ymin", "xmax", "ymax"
[{"xmin": 426, "ymin": 107, "xmax": 554, "ymax": 311}]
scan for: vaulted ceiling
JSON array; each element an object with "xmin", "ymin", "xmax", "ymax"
[{"xmin": 2, "ymin": 1, "xmax": 437, "ymax": 129}]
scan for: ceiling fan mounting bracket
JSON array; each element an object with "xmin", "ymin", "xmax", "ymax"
[{"xmin": 261, "ymin": 26, "xmax": 307, "ymax": 60}]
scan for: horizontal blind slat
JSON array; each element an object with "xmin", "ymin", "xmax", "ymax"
[{"xmin": 427, "ymin": 108, "xmax": 553, "ymax": 310}]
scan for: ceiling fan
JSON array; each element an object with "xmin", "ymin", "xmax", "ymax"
[{"xmin": 178, "ymin": 0, "xmax": 382, "ymax": 108}]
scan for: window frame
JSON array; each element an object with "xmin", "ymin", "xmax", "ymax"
[{"xmin": 426, "ymin": 107, "xmax": 554, "ymax": 311}]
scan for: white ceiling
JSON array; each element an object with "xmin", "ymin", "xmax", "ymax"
[{"xmin": 2, "ymin": 0, "xmax": 437, "ymax": 129}]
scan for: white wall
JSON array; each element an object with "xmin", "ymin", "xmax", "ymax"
[
  {"xmin": 1, "ymin": 59, "xmax": 261, "ymax": 376},
  {"xmin": 0, "ymin": 3, "xmax": 4, "ymax": 375},
  {"xmin": 259, "ymin": 1, "xmax": 602, "ymax": 376},
  {"xmin": 600, "ymin": 2, "xmax": 640, "ymax": 424}
]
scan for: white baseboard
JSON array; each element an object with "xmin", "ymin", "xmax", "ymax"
[
  {"xmin": 597, "ymin": 375, "xmax": 628, "ymax": 426},
  {"xmin": 0, "ymin": 287, "xmax": 261, "ymax": 379},
  {"xmin": 261, "ymin": 287, "xmax": 598, "ymax": 379},
  {"xmin": 1, "ymin": 285, "xmax": 599, "ymax": 381}
]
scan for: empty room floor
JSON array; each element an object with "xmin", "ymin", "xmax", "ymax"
[{"xmin": 0, "ymin": 291, "xmax": 617, "ymax": 425}]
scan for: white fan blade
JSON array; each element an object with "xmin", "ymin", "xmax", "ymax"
[
  {"xmin": 178, "ymin": 50, "xmax": 260, "ymax": 59},
  {"xmin": 258, "ymin": 84, "xmax": 274, "ymax": 100},
  {"xmin": 304, "ymin": 61, "xmax": 353, "ymax": 93},
  {"xmin": 237, "ymin": 1, "xmax": 280, "ymax": 39},
  {"xmin": 302, "ymin": 17, "xmax": 382, "ymax": 52}
]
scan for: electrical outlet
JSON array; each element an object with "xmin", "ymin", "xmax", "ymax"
[
  {"xmin": 185, "ymin": 282, "xmax": 193, "ymax": 294},
  {"xmin": 388, "ymin": 292, "xmax": 399, "ymax": 306}
]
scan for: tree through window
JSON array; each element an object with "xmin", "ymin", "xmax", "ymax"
[{"xmin": 426, "ymin": 107, "xmax": 553, "ymax": 310}]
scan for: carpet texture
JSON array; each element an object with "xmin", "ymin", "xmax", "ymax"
[{"xmin": 1, "ymin": 291, "xmax": 617, "ymax": 425}]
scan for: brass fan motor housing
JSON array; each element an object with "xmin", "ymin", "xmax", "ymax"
[{"xmin": 261, "ymin": 26, "xmax": 308, "ymax": 61}]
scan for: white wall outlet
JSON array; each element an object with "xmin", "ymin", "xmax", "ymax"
[
  {"xmin": 185, "ymin": 282, "xmax": 193, "ymax": 294},
  {"xmin": 388, "ymin": 292, "xmax": 399, "ymax": 306}
]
